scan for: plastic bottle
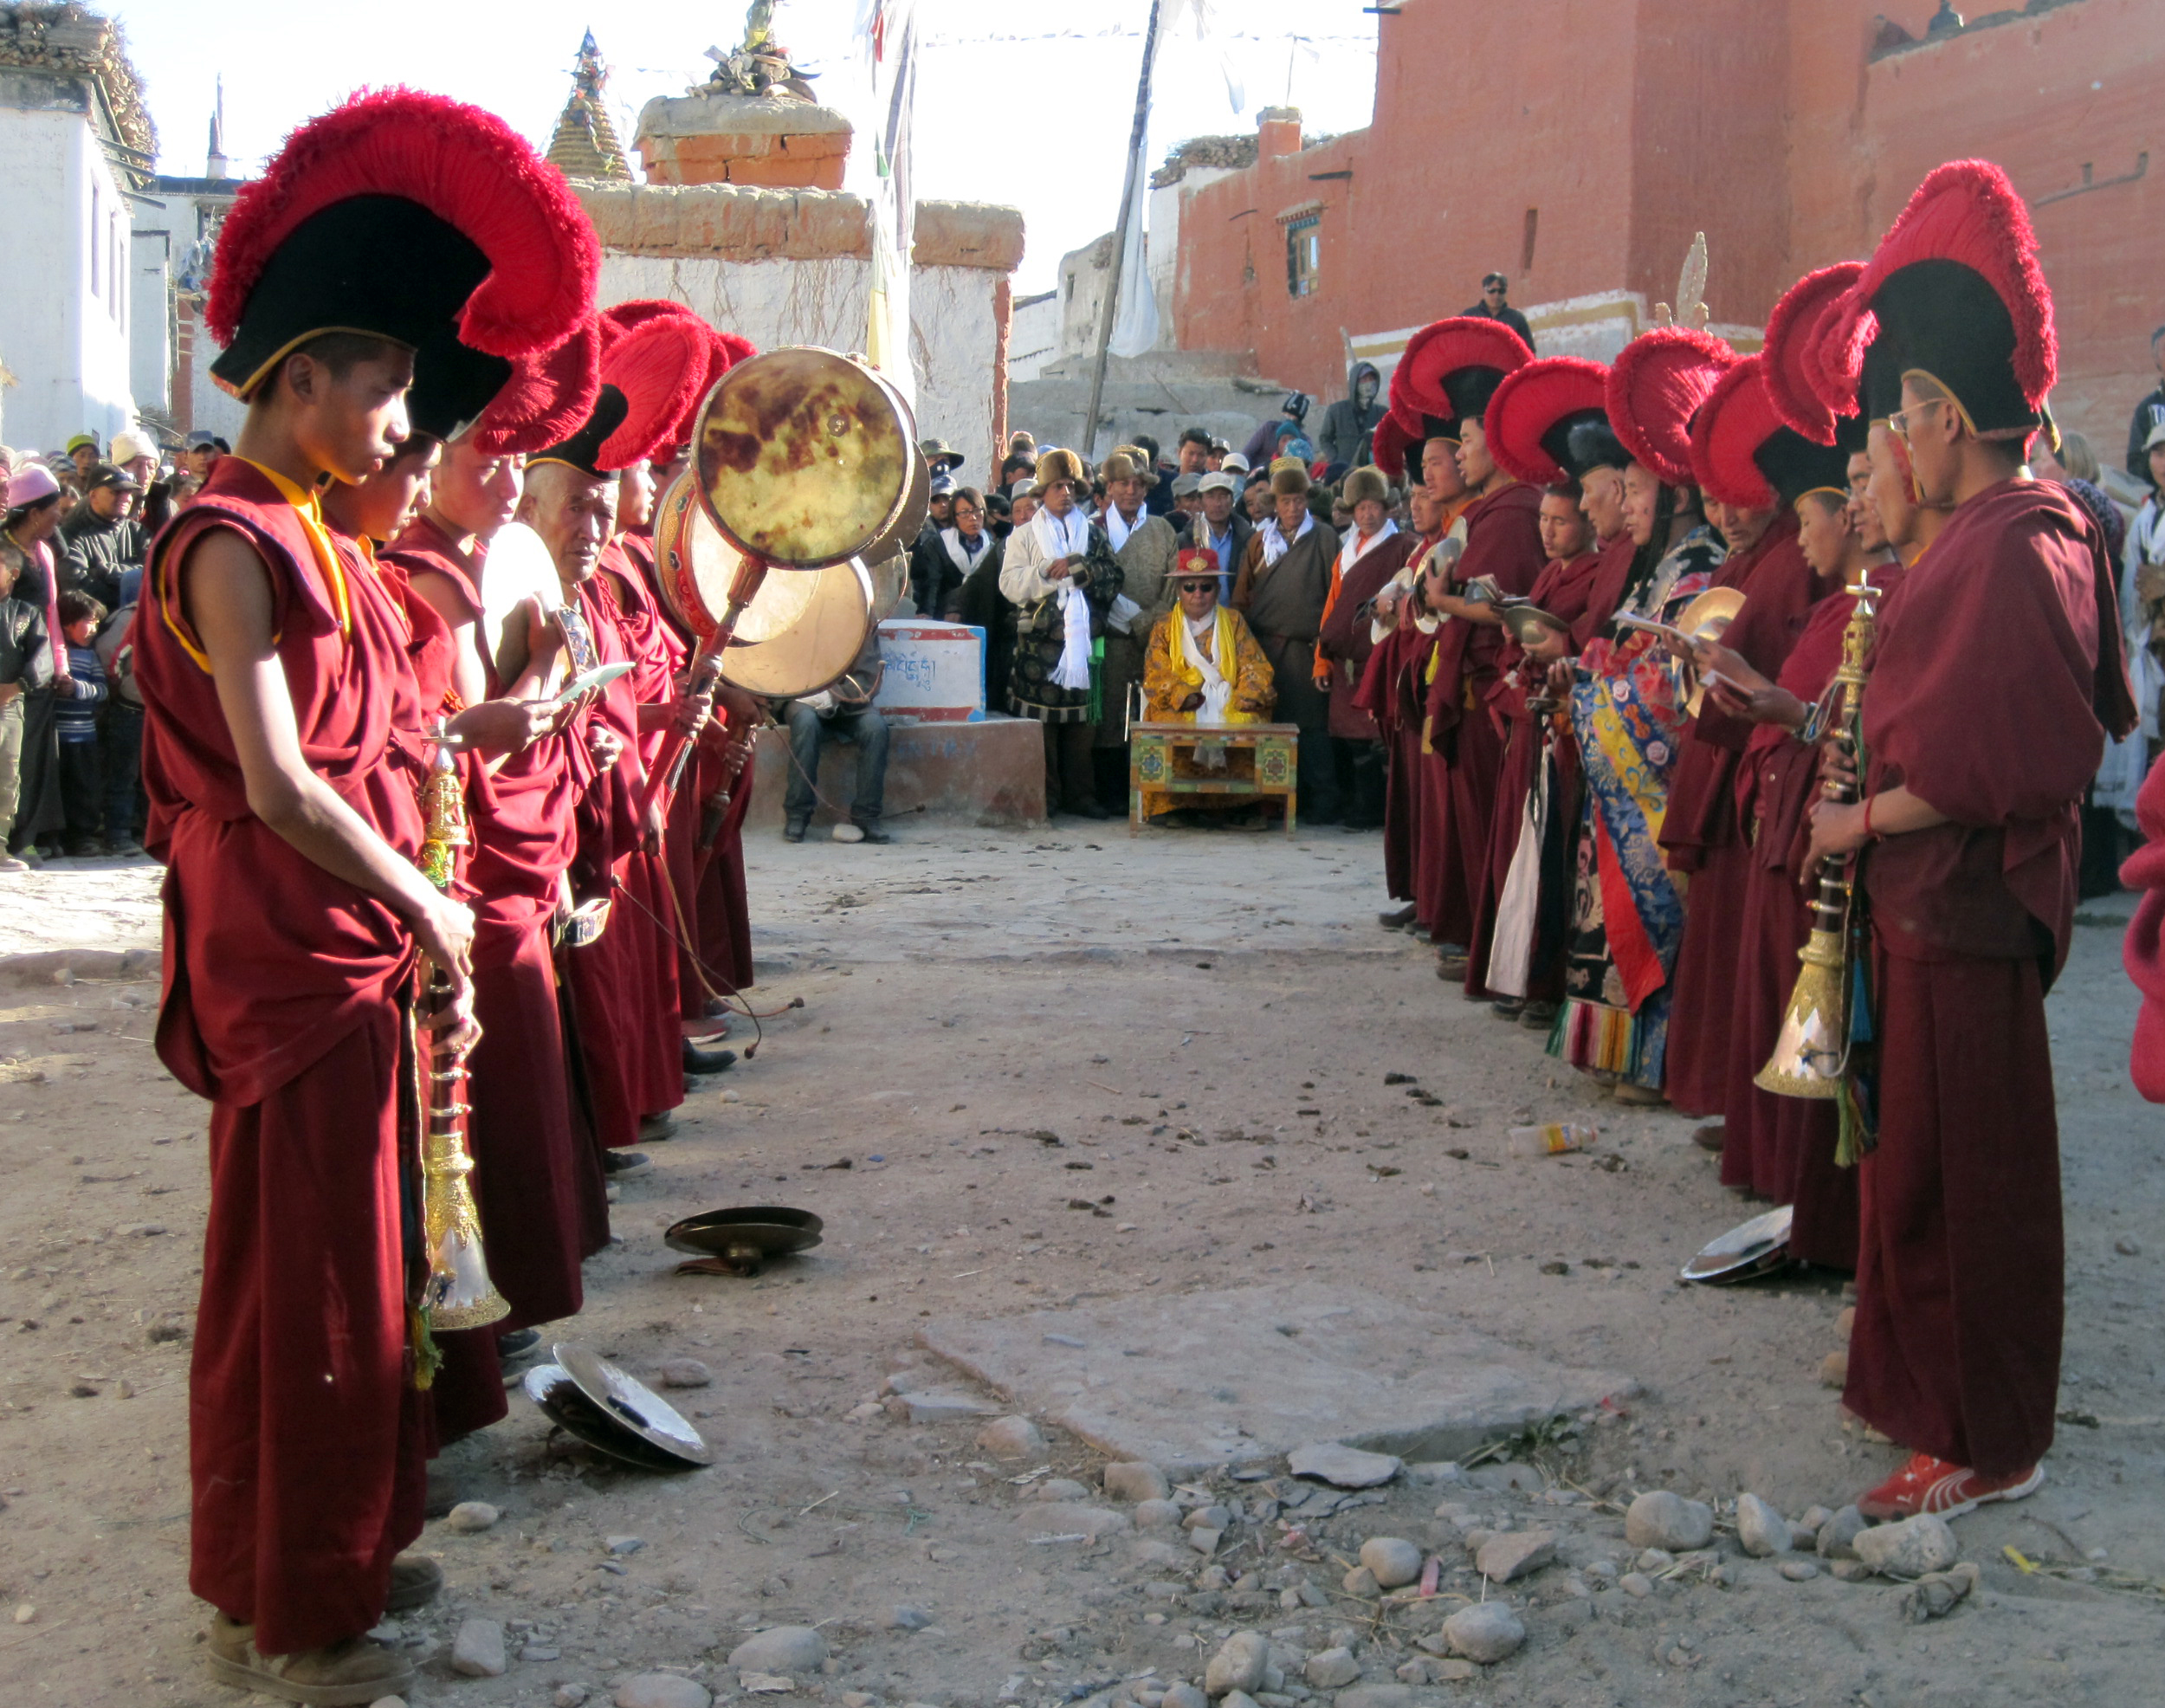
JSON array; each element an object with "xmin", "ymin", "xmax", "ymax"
[{"xmin": 1506, "ymin": 1122, "xmax": 1598, "ymax": 1157}]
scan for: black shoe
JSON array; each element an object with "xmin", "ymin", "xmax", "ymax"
[
  {"xmin": 1520, "ymin": 1000, "xmax": 1559, "ymax": 1031},
  {"xmin": 853, "ymin": 823, "xmax": 893, "ymax": 844},
  {"xmin": 602, "ymin": 1149, "xmax": 651, "ymax": 1176},
  {"xmin": 1490, "ymin": 998, "xmax": 1525, "ymax": 1020},
  {"xmin": 683, "ymin": 1040, "xmax": 737, "ymax": 1075},
  {"xmin": 1067, "ymin": 799, "xmax": 1113, "ymax": 820},
  {"xmin": 496, "ymin": 1327, "xmax": 542, "ymax": 1362},
  {"xmin": 1379, "ymin": 903, "xmax": 1417, "ymax": 929},
  {"xmin": 783, "ymin": 819, "xmax": 808, "ymax": 843}
]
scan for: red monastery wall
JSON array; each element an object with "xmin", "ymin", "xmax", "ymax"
[{"xmin": 1173, "ymin": 0, "xmax": 2165, "ymax": 453}]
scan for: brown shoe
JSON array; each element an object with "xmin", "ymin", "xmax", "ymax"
[
  {"xmin": 1612, "ymin": 1082, "xmax": 1666, "ymax": 1107},
  {"xmin": 206, "ymin": 1614, "xmax": 414, "ymax": 1705},
  {"xmin": 385, "ymin": 1551, "xmax": 443, "ymax": 1611},
  {"xmin": 1691, "ymin": 1122, "xmax": 1725, "ymax": 1152}
]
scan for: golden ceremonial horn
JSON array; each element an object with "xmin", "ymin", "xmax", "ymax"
[
  {"xmin": 417, "ymin": 723, "xmax": 509, "ymax": 1333},
  {"xmin": 1753, "ymin": 926, "xmax": 1845, "ymax": 1099}
]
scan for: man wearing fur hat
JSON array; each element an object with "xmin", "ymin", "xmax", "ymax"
[
  {"xmin": 1315, "ymin": 465, "xmax": 1414, "ymax": 827},
  {"xmin": 1232, "ymin": 456, "xmax": 1342, "ymax": 822},
  {"xmin": 1001, "ymin": 448, "xmax": 1125, "ymax": 818},
  {"xmin": 1095, "ymin": 447, "xmax": 1180, "ymax": 803}
]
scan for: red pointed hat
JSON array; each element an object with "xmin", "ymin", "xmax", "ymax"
[
  {"xmin": 1486, "ymin": 358, "xmax": 1612, "ymax": 487},
  {"xmin": 598, "ymin": 314, "xmax": 712, "ymax": 470},
  {"xmin": 1689, "ymin": 356, "xmax": 1849, "ymax": 511},
  {"xmin": 1395, "ymin": 317, "xmax": 1534, "ymax": 424},
  {"xmin": 1606, "ymin": 327, "xmax": 1738, "ymax": 488},
  {"xmin": 599, "ymin": 297, "xmax": 706, "ymax": 352},
  {"xmin": 208, "ymin": 88, "xmax": 598, "ymax": 404},
  {"xmin": 1370, "ymin": 406, "xmax": 1417, "ymax": 484},
  {"xmin": 1824, "ymin": 159, "xmax": 2055, "ymax": 436},
  {"xmin": 1762, "ymin": 263, "xmax": 1863, "ymax": 445},
  {"xmin": 473, "ymin": 320, "xmax": 602, "ymax": 456}
]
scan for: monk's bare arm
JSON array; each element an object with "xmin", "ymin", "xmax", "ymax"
[{"xmin": 185, "ymin": 528, "xmax": 476, "ymax": 997}]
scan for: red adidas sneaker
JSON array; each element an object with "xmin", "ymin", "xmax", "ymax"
[{"xmin": 1857, "ymin": 1451, "xmax": 2044, "ymax": 1520}]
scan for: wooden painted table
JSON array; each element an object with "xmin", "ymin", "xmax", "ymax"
[{"xmin": 1128, "ymin": 720, "xmax": 1299, "ymax": 835}]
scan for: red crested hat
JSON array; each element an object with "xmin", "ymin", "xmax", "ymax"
[
  {"xmin": 1395, "ymin": 317, "xmax": 1533, "ymax": 424},
  {"xmin": 1606, "ymin": 327, "xmax": 1738, "ymax": 487},
  {"xmin": 1824, "ymin": 159, "xmax": 2055, "ymax": 437},
  {"xmin": 1370, "ymin": 407, "xmax": 1417, "ymax": 484},
  {"xmin": 472, "ymin": 320, "xmax": 601, "ymax": 456},
  {"xmin": 208, "ymin": 88, "xmax": 598, "ymax": 404},
  {"xmin": 1486, "ymin": 357, "xmax": 1611, "ymax": 487},
  {"xmin": 1690, "ymin": 356, "xmax": 1852, "ymax": 512},
  {"xmin": 1762, "ymin": 263, "xmax": 1862, "ymax": 445},
  {"xmin": 598, "ymin": 313, "xmax": 710, "ymax": 469},
  {"xmin": 598, "ymin": 297, "xmax": 704, "ymax": 353},
  {"xmin": 1175, "ymin": 544, "xmax": 1220, "ymax": 578}
]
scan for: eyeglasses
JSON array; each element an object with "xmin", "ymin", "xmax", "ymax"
[
  {"xmin": 1884, "ymin": 398, "xmax": 1950, "ymax": 445},
  {"xmin": 1177, "ymin": 579, "xmax": 1218, "ymax": 592}
]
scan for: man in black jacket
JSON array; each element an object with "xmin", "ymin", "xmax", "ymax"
[
  {"xmin": 1461, "ymin": 273, "xmax": 1535, "ymax": 352},
  {"xmin": 2126, "ymin": 326, "xmax": 2165, "ymax": 482},
  {"xmin": 0, "ymin": 541, "xmax": 55, "ymax": 871},
  {"xmin": 56, "ymin": 464, "xmax": 145, "ymax": 610},
  {"xmin": 1181, "ymin": 470, "xmax": 1253, "ymax": 603}
]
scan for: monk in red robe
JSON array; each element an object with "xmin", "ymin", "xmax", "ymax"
[
  {"xmin": 133, "ymin": 90, "xmax": 595, "ymax": 1702},
  {"xmin": 1804, "ymin": 163, "xmax": 2136, "ymax": 1518},
  {"xmin": 1664, "ymin": 359, "xmax": 1839, "ymax": 1119}
]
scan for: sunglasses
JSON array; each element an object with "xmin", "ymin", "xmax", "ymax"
[{"xmin": 1177, "ymin": 579, "xmax": 1218, "ymax": 592}]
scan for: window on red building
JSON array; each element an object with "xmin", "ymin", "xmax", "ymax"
[{"xmin": 1286, "ymin": 216, "xmax": 1320, "ymax": 299}]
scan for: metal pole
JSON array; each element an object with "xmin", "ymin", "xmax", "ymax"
[{"xmin": 1079, "ymin": 0, "xmax": 1162, "ymax": 457}]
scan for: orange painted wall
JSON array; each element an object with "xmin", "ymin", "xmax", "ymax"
[{"xmin": 1174, "ymin": 0, "xmax": 2165, "ymax": 453}]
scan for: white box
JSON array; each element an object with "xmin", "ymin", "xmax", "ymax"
[{"xmin": 873, "ymin": 619, "xmax": 986, "ymax": 722}]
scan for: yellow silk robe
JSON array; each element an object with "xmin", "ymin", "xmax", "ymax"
[{"xmin": 1138, "ymin": 605, "xmax": 1277, "ymax": 818}]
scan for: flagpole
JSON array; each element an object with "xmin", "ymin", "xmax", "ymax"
[{"xmin": 1079, "ymin": 0, "xmax": 1164, "ymax": 457}]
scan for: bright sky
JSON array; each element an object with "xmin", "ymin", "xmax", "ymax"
[{"xmin": 113, "ymin": 0, "xmax": 1384, "ymax": 296}]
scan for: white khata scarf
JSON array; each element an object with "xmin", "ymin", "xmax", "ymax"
[
  {"xmin": 1033, "ymin": 505, "xmax": 1095, "ymax": 691},
  {"xmin": 1259, "ymin": 508, "xmax": 1315, "ymax": 567},
  {"xmin": 1106, "ymin": 504, "xmax": 1143, "ymax": 553},
  {"xmin": 1174, "ymin": 605, "xmax": 1236, "ymax": 727},
  {"xmin": 940, "ymin": 527, "xmax": 987, "ymax": 576}
]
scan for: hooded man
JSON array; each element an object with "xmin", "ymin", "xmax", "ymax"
[{"xmin": 1318, "ymin": 361, "xmax": 1386, "ymax": 473}]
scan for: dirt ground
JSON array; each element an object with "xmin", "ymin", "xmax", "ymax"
[{"xmin": 0, "ymin": 825, "xmax": 2159, "ymax": 1707}]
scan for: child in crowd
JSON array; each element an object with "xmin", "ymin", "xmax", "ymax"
[{"xmin": 52, "ymin": 591, "xmax": 107, "ymax": 857}]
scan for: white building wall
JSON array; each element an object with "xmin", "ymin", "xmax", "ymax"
[
  {"xmin": 1006, "ymin": 293, "xmax": 1059, "ymax": 384},
  {"xmin": 594, "ymin": 256, "xmax": 1003, "ymax": 482},
  {"xmin": 130, "ymin": 227, "xmax": 171, "ymax": 413},
  {"xmin": 0, "ymin": 106, "xmax": 136, "ymax": 453}
]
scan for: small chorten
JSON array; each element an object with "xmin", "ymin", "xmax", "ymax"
[
  {"xmin": 633, "ymin": 1, "xmax": 850, "ymax": 190},
  {"xmin": 547, "ymin": 30, "xmax": 632, "ymax": 182}
]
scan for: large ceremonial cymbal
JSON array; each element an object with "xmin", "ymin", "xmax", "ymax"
[
  {"xmin": 525, "ymin": 1342, "xmax": 714, "ymax": 1468},
  {"xmin": 1680, "ymin": 1205, "xmax": 1793, "ymax": 1284},
  {"xmin": 1678, "ymin": 586, "xmax": 1745, "ymax": 718},
  {"xmin": 652, "ymin": 473, "xmax": 876, "ymax": 697},
  {"xmin": 692, "ymin": 346, "xmax": 917, "ymax": 568},
  {"xmin": 665, "ymin": 1205, "xmax": 823, "ymax": 1279}
]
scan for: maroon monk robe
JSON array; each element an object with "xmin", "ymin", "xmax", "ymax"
[
  {"xmin": 1570, "ymin": 533, "xmax": 1640, "ymax": 650},
  {"xmin": 562, "ymin": 569, "xmax": 685, "ymax": 1148},
  {"xmin": 1352, "ymin": 534, "xmax": 1444, "ymax": 905},
  {"xmin": 688, "ymin": 726, "xmax": 759, "ymax": 998},
  {"xmin": 1423, "ymin": 482, "xmax": 1546, "ymax": 958},
  {"xmin": 1464, "ymin": 545, "xmax": 1606, "ymax": 998},
  {"xmin": 1318, "ymin": 530, "xmax": 1418, "ymax": 741},
  {"xmin": 1718, "ymin": 566, "xmax": 1903, "ymax": 1270},
  {"xmin": 2120, "ymin": 754, "xmax": 2165, "ymax": 1102},
  {"xmin": 1848, "ymin": 479, "xmax": 2134, "ymax": 1477},
  {"xmin": 136, "ymin": 457, "xmax": 432, "ymax": 1654},
  {"xmin": 383, "ymin": 522, "xmax": 610, "ymax": 1301},
  {"xmin": 1662, "ymin": 514, "xmax": 1824, "ymax": 1116}
]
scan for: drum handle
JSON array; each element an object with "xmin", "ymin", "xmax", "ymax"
[{"xmin": 641, "ymin": 555, "xmax": 771, "ymax": 821}]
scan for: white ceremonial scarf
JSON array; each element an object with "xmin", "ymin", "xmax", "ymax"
[
  {"xmin": 940, "ymin": 527, "xmax": 988, "ymax": 576},
  {"xmin": 1174, "ymin": 605, "xmax": 1235, "ymax": 727},
  {"xmin": 1106, "ymin": 504, "xmax": 1143, "ymax": 553},
  {"xmin": 1032, "ymin": 505, "xmax": 1095, "ymax": 691},
  {"xmin": 1258, "ymin": 509, "xmax": 1315, "ymax": 567},
  {"xmin": 1335, "ymin": 516, "xmax": 1399, "ymax": 578}
]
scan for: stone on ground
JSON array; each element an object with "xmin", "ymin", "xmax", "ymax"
[
  {"xmin": 1134, "ymin": 1498, "xmax": 1181, "ymax": 1528},
  {"xmin": 1341, "ymin": 1565, "xmax": 1380, "ymax": 1598},
  {"xmin": 728, "ymin": 1627, "xmax": 829, "ymax": 1673},
  {"xmin": 918, "ymin": 1284, "xmax": 1632, "ymax": 1474},
  {"xmin": 616, "ymin": 1677, "xmax": 714, "ymax": 1708},
  {"xmin": 450, "ymin": 1617, "xmax": 506, "ymax": 1678},
  {"xmin": 1161, "ymin": 1683, "xmax": 1207, "ymax": 1708},
  {"xmin": 1019, "ymin": 1502, "xmax": 1128, "ymax": 1535},
  {"xmin": 443, "ymin": 1500, "xmax": 499, "ymax": 1533},
  {"xmin": 1475, "ymin": 1528, "xmax": 1557, "ymax": 1583},
  {"xmin": 976, "ymin": 1414, "xmax": 1049, "ymax": 1459},
  {"xmin": 885, "ymin": 1605, "xmax": 934, "ymax": 1630},
  {"xmin": 1853, "ymin": 1513, "xmax": 1959, "ymax": 1578},
  {"xmin": 1291, "ymin": 1443, "xmax": 1402, "ymax": 1489},
  {"xmin": 1304, "ymin": 1646, "xmax": 1360, "ymax": 1687},
  {"xmin": 1900, "ymin": 1561, "xmax": 1981, "ymax": 1622},
  {"xmin": 1625, "ymin": 1490, "xmax": 1714, "ymax": 1551},
  {"xmin": 1443, "ymin": 1600, "xmax": 1526, "ymax": 1664},
  {"xmin": 1335, "ymin": 1686, "xmax": 1414, "ymax": 1708},
  {"xmin": 1735, "ymin": 1492, "xmax": 1793, "ymax": 1556},
  {"xmin": 659, "ymin": 1358, "xmax": 712, "ymax": 1388},
  {"xmin": 1358, "ymin": 1536, "xmax": 1423, "ymax": 1588},
  {"xmin": 1103, "ymin": 1462, "xmax": 1172, "ymax": 1502},
  {"xmin": 1205, "ymin": 1629, "xmax": 1270, "ymax": 1696},
  {"xmin": 1817, "ymin": 1504, "xmax": 1868, "ymax": 1559}
]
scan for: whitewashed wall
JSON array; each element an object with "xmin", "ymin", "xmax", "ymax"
[
  {"xmin": 595, "ymin": 256, "xmax": 1003, "ymax": 482},
  {"xmin": 0, "ymin": 107, "xmax": 137, "ymax": 453}
]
